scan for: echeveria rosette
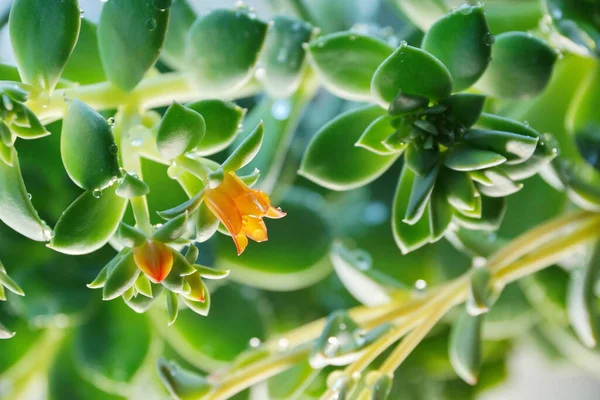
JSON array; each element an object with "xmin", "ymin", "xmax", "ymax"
[
  {"xmin": 301, "ymin": 5, "xmax": 558, "ymax": 254},
  {"xmin": 0, "ymin": 260, "xmax": 25, "ymax": 339}
]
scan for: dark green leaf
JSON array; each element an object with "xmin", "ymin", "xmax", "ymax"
[
  {"xmin": 429, "ymin": 185, "xmax": 453, "ymax": 241},
  {"xmin": 62, "ymin": 19, "xmax": 106, "ymax": 84},
  {"xmin": 157, "ymin": 102, "xmax": 206, "ymax": 160},
  {"xmin": 464, "ymin": 129, "xmax": 538, "ymax": 164},
  {"xmin": 187, "ymin": 99, "xmax": 246, "ymax": 156},
  {"xmin": 185, "ymin": 9, "xmax": 268, "ymax": 94},
  {"xmin": 422, "ymin": 4, "xmax": 491, "ymax": 91},
  {"xmin": 392, "ymin": 165, "xmax": 432, "ymax": 254},
  {"xmin": 162, "ymin": 0, "xmax": 196, "ymax": 68},
  {"xmin": 546, "ymin": 0, "xmax": 600, "ymax": 56},
  {"xmin": 258, "ymin": 16, "xmax": 315, "ymax": 98},
  {"xmin": 49, "ymin": 185, "xmax": 128, "ymax": 255},
  {"xmin": 371, "ymin": 42, "xmax": 453, "ymax": 107},
  {"xmin": 444, "ymin": 144, "xmax": 507, "ymax": 171},
  {"xmin": 405, "ymin": 164, "xmax": 439, "ymax": 224},
  {"xmin": 405, "ymin": 143, "xmax": 439, "ymax": 176},
  {"xmin": 300, "ymin": 105, "xmax": 398, "ymax": 190},
  {"xmin": 307, "ymin": 32, "xmax": 393, "ymax": 102},
  {"xmin": 444, "ymin": 169, "xmax": 477, "ymax": 212},
  {"xmin": 9, "ymin": 0, "xmax": 80, "ymax": 91},
  {"xmin": 476, "ymin": 32, "xmax": 557, "ymax": 99},
  {"xmin": 441, "ymin": 94, "xmax": 486, "ymax": 128},
  {"xmin": 61, "ymin": 100, "xmax": 120, "ymax": 190}
]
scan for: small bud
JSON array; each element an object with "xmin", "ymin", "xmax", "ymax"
[{"xmin": 133, "ymin": 240, "xmax": 173, "ymax": 283}]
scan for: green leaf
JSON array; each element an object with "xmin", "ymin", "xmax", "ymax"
[
  {"xmin": 162, "ymin": 0, "xmax": 197, "ymax": 68},
  {"xmin": 195, "ymin": 202, "xmax": 219, "ymax": 243},
  {"xmin": 215, "ymin": 191, "xmax": 333, "ymax": 291},
  {"xmin": 567, "ymin": 242, "xmax": 600, "ymax": 348},
  {"xmin": 9, "ymin": 0, "xmax": 80, "ymax": 91},
  {"xmin": 115, "ymin": 173, "xmax": 150, "ymax": 198},
  {"xmin": 102, "ymin": 251, "xmax": 139, "ymax": 301},
  {"xmin": 75, "ymin": 300, "xmax": 151, "ymax": 385},
  {"xmin": 0, "ymin": 139, "xmax": 14, "ymax": 166},
  {"xmin": 467, "ymin": 267, "xmax": 494, "ymax": 316},
  {"xmin": 388, "ymin": 92, "xmax": 429, "ymax": 116},
  {"xmin": 546, "ymin": 0, "xmax": 600, "ymax": 56},
  {"xmin": 153, "ymin": 212, "xmax": 188, "ymax": 242},
  {"xmin": 398, "ymin": 0, "xmax": 447, "ymax": 31},
  {"xmin": 476, "ymin": 168, "xmax": 523, "ymax": 198},
  {"xmin": 330, "ymin": 241, "xmax": 406, "ymax": 306},
  {"xmin": 392, "ymin": 165, "xmax": 432, "ymax": 254},
  {"xmin": 157, "ymin": 359, "xmax": 211, "ymax": 400},
  {"xmin": 0, "ymin": 266, "xmax": 24, "ymax": 297},
  {"xmin": 135, "ymin": 273, "xmax": 154, "ymax": 298},
  {"xmin": 62, "ymin": 19, "xmax": 106, "ymax": 85},
  {"xmin": 464, "ymin": 129, "xmax": 539, "ymax": 164},
  {"xmin": 194, "ymin": 265, "xmax": 229, "ymax": 280},
  {"xmin": 567, "ymin": 64, "xmax": 600, "ymax": 171},
  {"xmin": 422, "ymin": 4, "xmax": 491, "ymax": 92},
  {"xmin": 258, "ymin": 16, "xmax": 315, "ymax": 98},
  {"xmin": 187, "ymin": 100, "xmax": 246, "ymax": 156},
  {"xmin": 0, "ymin": 148, "xmax": 51, "ymax": 241},
  {"xmin": 449, "ymin": 310, "xmax": 483, "ymax": 385},
  {"xmin": 185, "ymin": 9, "xmax": 268, "ymax": 94},
  {"xmin": 161, "ymin": 284, "xmax": 265, "ymax": 370},
  {"xmin": 221, "ymin": 121, "xmax": 264, "ymax": 172},
  {"xmin": 356, "ymin": 115, "xmax": 398, "ymax": 155},
  {"xmin": 300, "ymin": 105, "xmax": 398, "ymax": 191},
  {"xmin": 116, "ymin": 222, "xmax": 147, "ymax": 248},
  {"xmin": 185, "ymin": 245, "xmax": 199, "ymax": 265},
  {"xmin": 476, "ymin": 32, "xmax": 557, "ymax": 99},
  {"xmin": 405, "ymin": 143, "xmax": 439, "ymax": 176},
  {"xmin": 267, "ymin": 360, "xmax": 320, "ymax": 400},
  {"xmin": 428, "ymin": 185, "xmax": 453, "ymax": 241},
  {"xmin": 405, "ymin": 164, "xmax": 439, "ymax": 224},
  {"xmin": 444, "ymin": 144, "xmax": 507, "ymax": 172},
  {"xmin": 167, "ymin": 291, "xmax": 179, "ymax": 326},
  {"xmin": 371, "ymin": 42, "xmax": 453, "ymax": 108},
  {"xmin": 61, "ymin": 100, "xmax": 120, "ymax": 190},
  {"xmin": 454, "ymin": 196, "xmax": 506, "ymax": 231},
  {"xmin": 444, "ymin": 169, "xmax": 477, "ymax": 211},
  {"xmin": 49, "ymin": 185, "xmax": 128, "ymax": 255},
  {"xmin": 157, "ymin": 102, "xmax": 206, "ymax": 160},
  {"xmin": 0, "ymin": 63, "xmax": 22, "ymax": 81},
  {"xmin": 9, "ymin": 106, "xmax": 49, "ymax": 140},
  {"xmin": 306, "ymin": 32, "xmax": 393, "ymax": 102},
  {"xmin": 98, "ymin": 0, "xmax": 169, "ymax": 91},
  {"xmin": 441, "ymin": 94, "xmax": 486, "ymax": 128},
  {"xmin": 125, "ymin": 285, "xmax": 163, "ymax": 313}
]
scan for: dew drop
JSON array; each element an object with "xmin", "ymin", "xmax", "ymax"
[
  {"xmin": 271, "ymin": 100, "xmax": 291, "ymax": 120},
  {"xmin": 277, "ymin": 338, "xmax": 289, "ymax": 351},
  {"xmin": 249, "ymin": 337, "xmax": 261, "ymax": 348},
  {"xmin": 153, "ymin": 0, "xmax": 172, "ymax": 11},
  {"xmin": 458, "ymin": 4, "xmax": 472, "ymax": 15},
  {"xmin": 79, "ymin": 8, "xmax": 85, "ymax": 18},
  {"xmin": 235, "ymin": 0, "xmax": 247, "ymax": 9},
  {"xmin": 349, "ymin": 35, "xmax": 356, "ymax": 41},
  {"xmin": 237, "ymin": 123, "xmax": 244, "ymax": 131},
  {"xmin": 484, "ymin": 32, "xmax": 495, "ymax": 46},
  {"xmin": 255, "ymin": 67, "xmax": 266, "ymax": 80},
  {"xmin": 146, "ymin": 18, "xmax": 157, "ymax": 31},
  {"xmin": 109, "ymin": 143, "xmax": 119, "ymax": 154},
  {"xmin": 107, "ymin": 117, "xmax": 116, "ymax": 128},
  {"xmin": 92, "ymin": 189, "xmax": 102, "ymax": 198},
  {"xmin": 414, "ymin": 279, "xmax": 427, "ymax": 290},
  {"xmin": 27, "ymin": 193, "xmax": 32, "ymax": 200}
]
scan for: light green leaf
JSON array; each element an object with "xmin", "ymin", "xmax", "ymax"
[
  {"xmin": 306, "ymin": 32, "xmax": 393, "ymax": 102},
  {"xmin": 356, "ymin": 115, "xmax": 398, "ymax": 155},
  {"xmin": 115, "ymin": 173, "xmax": 150, "ymax": 198},
  {"xmin": 116, "ymin": 223, "xmax": 147, "ymax": 248},
  {"xmin": 98, "ymin": 0, "xmax": 170, "ymax": 91},
  {"xmin": 9, "ymin": 0, "xmax": 80, "ymax": 91},
  {"xmin": 157, "ymin": 102, "xmax": 206, "ymax": 160},
  {"xmin": 167, "ymin": 291, "xmax": 179, "ymax": 326},
  {"xmin": 153, "ymin": 212, "xmax": 188, "ymax": 242},
  {"xmin": 49, "ymin": 185, "xmax": 128, "ymax": 255},
  {"xmin": 300, "ymin": 105, "xmax": 398, "ymax": 191},
  {"xmin": 216, "ymin": 192, "xmax": 333, "ymax": 291},
  {"xmin": 467, "ymin": 267, "xmax": 494, "ymax": 316},
  {"xmin": 568, "ymin": 242, "xmax": 600, "ymax": 348},
  {"xmin": 102, "ymin": 251, "xmax": 139, "ymax": 301},
  {"xmin": 221, "ymin": 121, "xmax": 264, "ymax": 172},
  {"xmin": 187, "ymin": 100, "xmax": 246, "ymax": 156},
  {"xmin": 258, "ymin": 16, "xmax": 315, "ymax": 98},
  {"xmin": 464, "ymin": 129, "xmax": 538, "ymax": 164},
  {"xmin": 194, "ymin": 265, "xmax": 230, "ymax": 280},
  {"xmin": 476, "ymin": 32, "xmax": 557, "ymax": 99},
  {"xmin": 449, "ymin": 310, "xmax": 483, "ymax": 385},
  {"xmin": 371, "ymin": 42, "xmax": 453, "ymax": 108},
  {"xmin": 162, "ymin": 0, "xmax": 196, "ymax": 69},
  {"xmin": 61, "ymin": 100, "xmax": 120, "ymax": 190},
  {"xmin": 476, "ymin": 168, "xmax": 523, "ymax": 198},
  {"xmin": 397, "ymin": 0, "xmax": 447, "ymax": 31},
  {"xmin": 157, "ymin": 359, "xmax": 211, "ymax": 400},
  {"xmin": 185, "ymin": 9, "xmax": 268, "ymax": 94},
  {"xmin": 454, "ymin": 196, "xmax": 506, "ymax": 231},
  {"xmin": 62, "ymin": 19, "xmax": 106, "ymax": 84},
  {"xmin": 422, "ymin": 4, "xmax": 491, "ymax": 91},
  {"xmin": 444, "ymin": 144, "xmax": 507, "ymax": 171},
  {"xmin": 135, "ymin": 273, "xmax": 154, "ymax": 298},
  {"xmin": 195, "ymin": 203, "xmax": 219, "ymax": 243},
  {"xmin": 0, "ymin": 147, "xmax": 51, "ymax": 241},
  {"xmin": 392, "ymin": 165, "xmax": 431, "ymax": 254}
]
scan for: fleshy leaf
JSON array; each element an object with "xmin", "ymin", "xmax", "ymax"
[
  {"xmin": 356, "ymin": 116, "xmax": 398, "ymax": 156},
  {"xmin": 258, "ymin": 16, "xmax": 315, "ymax": 98},
  {"xmin": 467, "ymin": 267, "xmax": 494, "ymax": 316},
  {"xmin": 161, "ymin": 0, "xmax": 197, "ymax": 68},
  {"xmin": 187, "ymin": 100, "xmax": 246, "ymax": 156},
  {"xmin": 405, "ymin": 164, "xmax": 439, "ymax": 224},
  {"xmin": 117, "ymin": 222, "xmax": 147, "ymax": 248},
  {"xmin": 306, "ymin": 32, "xmax": 393, "ymax": 102},
  {"xmin": 195, "ymin": 202, "xmax": 219, "ymax": 243},
  {"xmin": 392, "ymin": 165, "xmax": 431, "ymax": 254},
  {"xmin": 476, "ymin": 168, "xmax": 523, "ymax": 198},
  {"xmin": 153, "ymin": 212, "xmax": 189, "ymax": 243},
  {"xmin": 444, "ymin": 144, "xmax": 507, "ymax": 171},
  {"xmin": 421, "ymin": 4, "xmax": 491, "ymax": 91},
  {"xmin": 61, "ymin": 100, "xmax": 120, "ymax": 190},
  {"xmin": 476, "ymin": 32, "xmax": 557, "ymax": 99},
  {"xmin": 444, "ymin": 169, "xmax": 477, "ymax": 211},
  {"xmin": 185, "ymin": 9, "xmax": 268, "ymax": 94},
  {"xmin": 371, "ymin": 42, "xmax": 452, "ymax": 107},
  {"xmin": 221, "ymin": 121, "xmax": 264, "ymax": 172},
  {"xmin": 157, "ymin": 359, "xmax": 211, "ymax": 400},
  {"xmin": 157, "ymin": 102, "xmax": 206, "ymax": 160},
  {"xmin": 441, "ymin": 94, "xmax": 486, "ymax": 128},
  {"xmin": 62, "ymin": 19, "xmax": 106, "ymax": 84},
  {"xmin": 9, "ymin": 0, "xmax": 80, "ymax": 91},
  {"xmin": 98, "ymin": 0, "xmax": 169, "ymax": 91},
  {"xmin": 167, "ymin": 291, "xmax": 179, "ymax": 326},
  {"xmin": 454, "ymin": 196, "xmax": 506, "ymax": 231},
  {"xmin": 102, "ymin": 251, "xmax": 140, "ymax": 301},
  {"xmin": 449, "ymin": 310, "xmax": 483, "ymax": 385},
  {"xmin": 49, "ymin": 185, "xmax": 128, "ymax": 255},
  {"xmin": 428, "ymin": 185, "xmax": 453, "ymax": 240},
  {"xmin": 300, "ymin": 105, "xmax": 398, "ymax": 191},
  {"xmin": 464, "ymin": 129, "xmax": 538, "ymax": 164},
  {"xmin": 115, "ymin": 173, "xmax": 150, "ymax": 198}
]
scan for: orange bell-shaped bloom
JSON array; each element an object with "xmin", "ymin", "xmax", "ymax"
[
  {"xmin": 133, "ymin": 240, "xmax": 173, "ymax": 283},
  {"xmin": 204, "ymin": 171, "xmax": 286, "ymax": 255}
]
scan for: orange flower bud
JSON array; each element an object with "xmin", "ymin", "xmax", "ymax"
[{"xmin": 133, "ymin": 240, "xmax": 173, "ymax": 283}]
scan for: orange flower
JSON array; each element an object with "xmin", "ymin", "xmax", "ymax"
[
  {"xmin": 133, "ymin": 240, "xmax": 173, "ymax": 283},
  {"xmin": 204, "ymin": 171, "xmax": 285, "ymax": 255}
]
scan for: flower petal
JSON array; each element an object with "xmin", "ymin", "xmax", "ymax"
[
  {"xmin": 133, "ymin": 240, "xmax": 173, "ymax": 283},
  {"xmin": 243, "ymin": 215, "xmax": 268, "ymax": 242},
  {"xmin": 205, "ymin": 190, "xmax": 243, "ymax": 235},
  {"xmin": 233, "ymin": 233, "xmax": 249, "ymax": 255}
]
